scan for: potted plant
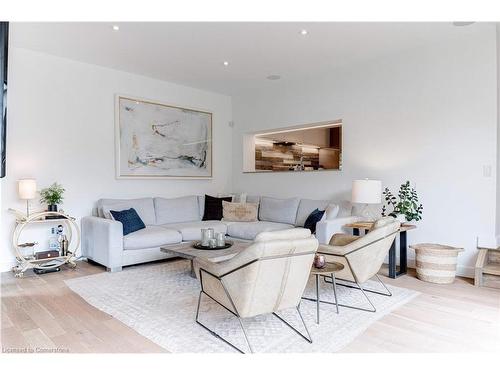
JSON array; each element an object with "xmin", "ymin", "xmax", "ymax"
[
  {"xmin": 382, "ymin": 180, "xmax": 423, "ymax": 223},
  {"xmin": 40, "ymin": 182, "xmax": 65, "ymax": 212}
]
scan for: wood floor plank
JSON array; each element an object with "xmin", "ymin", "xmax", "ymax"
[
  {"xmin": 1, "ymin": 326, "xmax": 31, "ymax": 351},
  {"xmin": 2, "ymin": 260, "xmax": 499, "ymax": 353},
  {"xmin": 22, "ymin": 328, "xmax": 56, "ymax": 350}
]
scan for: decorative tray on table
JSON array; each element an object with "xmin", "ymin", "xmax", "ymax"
[{"xmin": 192, "ymin": 241, "xmax": 233, "ymax": 250}]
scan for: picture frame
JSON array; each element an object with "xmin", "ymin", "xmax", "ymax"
[{"xmin": 115, "ymin": 95, "xmax": 213, "ymax": 179}]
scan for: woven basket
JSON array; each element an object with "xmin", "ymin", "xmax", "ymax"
[{"xmin": 410, "ymin": 243, "xmax": 464, "ymax": 284}]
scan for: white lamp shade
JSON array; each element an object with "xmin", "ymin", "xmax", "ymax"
[
  {"xmin": 18, "ymin": 179, "xmax": 37, "ymax": 200},
  {"xmin": 351, "ymin": 179, "xmax": 382, "ymax": 204}
]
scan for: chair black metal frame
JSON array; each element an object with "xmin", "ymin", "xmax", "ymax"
[{"xmin": 195, "ymin": 252, "xmax": 315, "ymax": 353}]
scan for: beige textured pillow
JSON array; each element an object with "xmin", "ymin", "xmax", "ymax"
[{"xmin": 222, "ymin": 201, "xmax": 258, "ymax": 222}]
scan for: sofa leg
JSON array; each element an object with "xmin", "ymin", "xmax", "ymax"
[{"xmin": 106, "ymin": 266, "xmax": 122, "ymax": 272}]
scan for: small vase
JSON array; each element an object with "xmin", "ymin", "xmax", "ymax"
[
  {"xmin": 48, "ymin": 204, "xmax": 58, "ymax": 212},
  {"xmin": 313, "ymin": 254, "xmax": 326, "ymax": 269}
]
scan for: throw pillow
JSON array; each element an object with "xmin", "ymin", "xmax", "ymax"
[
  {"xmin": 110, "ymin": 208, "xmax": 146, "ymax": 236},
  {"xmin": 203, "ymin": 195, "xmax": 232, "ymax": 221},
  {"xmin": 222, "ymin": 201, "xmax": 259, "ymax": 222},
  {"xmin": 324, "ymin": 203, "xmax": 340, "ymax": 220},
  {"xmin": 304, "ymin": 208, "xmax": 325, "ymax": 234}
]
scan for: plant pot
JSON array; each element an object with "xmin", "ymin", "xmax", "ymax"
[
  {"xmin": 47, "ymin": 204, "xmax": 58, "ymax": 212},
  {"xmin": 396, "ymin": 214, "xmax": 407, "ymax": 223}
]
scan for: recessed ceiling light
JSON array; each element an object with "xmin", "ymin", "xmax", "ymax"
[
  {"xmin": 223, "ymin": 61, "xmax": 229, "ymax": 66},
  {"xmin": 452, "ymin": 21, "xmax": 475, "ymax": 27},
  {"xmin": 300, "ymin": 29, "xmax": 308, "ymax": 35},
  {"xmin": 267, "ymin": 75, "xmax": 281, "ymax": 80},
  {"xmin": 112, "ymin": 25, "xmax": 120, "ymax": 31}
]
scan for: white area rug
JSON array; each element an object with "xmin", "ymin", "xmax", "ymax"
[{"xmin": 65, "ymin": 260, "xmax": 418, "ymax": 353}]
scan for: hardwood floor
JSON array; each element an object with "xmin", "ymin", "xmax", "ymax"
[{"xmin": 1, "ymin": 260, "xmax": 499, "ymax": 353}]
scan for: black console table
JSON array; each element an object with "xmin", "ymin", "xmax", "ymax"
[{"xmin": 345, "ymin": 222, "xmax": 416, "ymax": 278}]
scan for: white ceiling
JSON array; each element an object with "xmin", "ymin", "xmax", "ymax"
[{"xmin": 10, "ymin": 22, "xmax": 483, "ymax": 96}]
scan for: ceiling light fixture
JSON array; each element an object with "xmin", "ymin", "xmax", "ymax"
[
  {"xmin": 223, "ymin": 61, "xmax": 229, "ymax": 66},
  {"xmin": 452, "ymin": 21, "xmax": 475, "ymax": 27},
  {"xmin": 300, "ymin": 29, "xmax": 308, "ymax": 35},
  {"xmin": 266, "ymin": 75, "xmax": 281, "ymax": 80},
  {"xmin": 112, "ymin": 25, "xmax": 120, "ymax": 31}
]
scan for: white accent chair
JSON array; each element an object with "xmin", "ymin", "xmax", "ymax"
[
  {"xmin": 317, "ymin": 217, "xmax": 400, "ymax": 312},
  {"xmin": 193, "ymin": 228, "xmax": 319, "ymax": 353}
]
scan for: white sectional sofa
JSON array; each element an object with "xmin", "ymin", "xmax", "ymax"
[{"xmin": 81, "ymin": 194, "xmax": 360, "ymax": 272}]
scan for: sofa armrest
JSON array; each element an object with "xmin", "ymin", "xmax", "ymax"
[
  {"xmin": 315, "ymin": 216, "xmax": 362, "ymax": 244},
  {"xmin": 81, "ymin": 216, "xmax": 123, "ymax": 271}
]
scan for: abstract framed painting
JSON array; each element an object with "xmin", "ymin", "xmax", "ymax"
[{"xmin": 115, "ymin": 95, "xmax": 212, "ymax": 179}]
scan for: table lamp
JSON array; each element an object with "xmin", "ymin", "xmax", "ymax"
[
  {"xmin": 18, "ymin": 179, "xmax": 37, "ymax": 218},
  {"xmin": 351, "ymin": 179, "xmax": 382, "ymax": 221}
]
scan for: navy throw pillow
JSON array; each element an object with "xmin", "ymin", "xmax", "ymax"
[
  {"xmin": 110, "ymin": 208, "xmax": 146, "ymax": 236},
  {"xmin": 304, "ymin": 209, "xmax": 325, "ymax": 234},
  {"xmin": 203, "ymin": 194, "xmax": 232, "ymax": 221}
]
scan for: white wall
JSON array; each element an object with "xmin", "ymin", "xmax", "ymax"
[
  {"xmin": 0, "ymin": 47, "xmax": 233, "ymax": 271},
  {"xmin": 497, "ymin": 23, "xmax": 500, "ymax": 243},
  {"xmin": 232, "ymin": 25, "xmax": 498, "ymax": 276}
]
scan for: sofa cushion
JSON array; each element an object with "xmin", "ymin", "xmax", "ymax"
[
  {"xmin": 162, "ymin": 220, "xmax": 227, "ymax": 241},
  {"xmin": 123, "ymin": 226, "xmax": 182, "ymax": 250},
  {"xmin": 197, "ymin": 196, "xmax": 205, "ymax": 220},
  {"xmin": 295, "ymin": 199, "xmax": 331, "ymax": 227},
  {"xmin": 99, "ymin": 198, "xmax": 156, "ymax": 226},
  {"xmin": 324, "ymin": 203, "xmax": 340, "ymax": 220},
  {"xmin": 246, "ymin": 195, "xmax": 260, "ymax": 204},
  {"xmin": 226, "ymin": 221, "xmax": 294, "ymax": 240},
  {"xmin": 222, "ymin": 201, "xmax": 259, "ymax": 222},
  {"xmin": 259, "ymin": 196, "xmax": 300, "ymax": 225},
  {"xmin": 202, "ymin": 195, "xmax": 233, "ymax": 221},
  {"xmin": 154, "ymin": 196, "xmax": 200, "ymax": 225},
  {"xmin": 339, "ymin": 200, "xmax": 354, "ymax": 217},
  {"xmin": 110, "ymin": 208, "xmax": 146, "ymax": 236},
  {"xmin": 303, "ymin": 208, "xmax": 325, "ymax": 235}
]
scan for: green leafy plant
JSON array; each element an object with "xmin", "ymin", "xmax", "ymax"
[
  {"xmin": 382, "ymin": 180, "xmax": 423, "ymax": 221},
  {"xmin": 40, "ymin": 182, "xmax": 65, "ymax": 206}
]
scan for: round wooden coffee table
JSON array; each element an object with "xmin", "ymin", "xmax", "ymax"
[{"xmin": 303, "ymin": 262, "xmax": 344, "ymax": 324}]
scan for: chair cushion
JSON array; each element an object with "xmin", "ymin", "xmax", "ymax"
[
  {"xmin": 154, "ymin": 196, "xmax": 200, "ymax": 225},
  {"xmin": 123, "ymin": 226, "xmax": 182, "ymax": 250},
  {"xmin": 295, "ymin": 198, "xmax": 331, "ymax": 227},
  {"xmin": 303, "ymin": 208, "xmax": 325, "ymax": 234},
  {"xmin": 202, "ymin": 195, "xmax": 233, "ymax": 221},
  {"xmin": 162, "ymin": 221, "xmax": 227, "ymax": 241},
  {"xmin": 259, "ymin": 196, "xmax": 300, "ymax": 225},
  {"xmin": 226, "ymin": 221, "xmax": 294, "ymax": 240},
  {"xmin": 99, "ymin": 198, "xmax": 156, "ymax": 226},
  {"xmin": 110, "ymin": 208, "xmax": 146, "ymax": 236}
]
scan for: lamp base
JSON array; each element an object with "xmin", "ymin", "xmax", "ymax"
[{"xmin": 359, "ymin": 204, "xmax": 378, "ymax": 222}]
